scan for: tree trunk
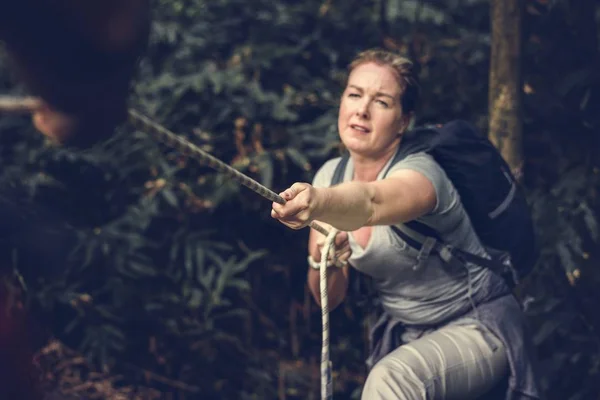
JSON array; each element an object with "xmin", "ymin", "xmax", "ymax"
[{"xmin": 488, "ymin": 0, "xmax": 524, "ymax": 181}]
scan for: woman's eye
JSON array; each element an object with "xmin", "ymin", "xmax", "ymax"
[
  {"xmin": 376, "ymin": 99, "xmax": 389, "ymax": 107},
  {"xmin": 348, "ymin": 93, "xmax": 360, "ymax": 98}
]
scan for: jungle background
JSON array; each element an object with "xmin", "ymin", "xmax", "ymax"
[{"xmin": 0, "ymin": 0, "xmax": 599, "ymax": 399}]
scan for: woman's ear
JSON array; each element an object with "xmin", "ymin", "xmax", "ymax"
[{"xmin": 398, "ymin": 113, "xmax": 413, "ymax": 135}]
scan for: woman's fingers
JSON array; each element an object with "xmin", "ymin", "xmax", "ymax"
[
  {"xmin": 316, "ymin": 231, "xmax": 351, "ymax": 265},
  {"xmin": 335, "ymin": 231, "xmax": 349, "ymax": 247}
]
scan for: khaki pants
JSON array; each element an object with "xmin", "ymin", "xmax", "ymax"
[{"xmin": 361, "ymin": 322, "xmax": 508, "ymax": 400}]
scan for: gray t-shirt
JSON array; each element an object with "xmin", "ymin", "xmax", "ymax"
[{"xmin": 312, "ymin": 151, "xmax": 498, "ymax": 326}]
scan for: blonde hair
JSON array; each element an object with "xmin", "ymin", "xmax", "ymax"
[{"xmin": 347, "ymin": 48, "xmax": 420, "ymax": 115}]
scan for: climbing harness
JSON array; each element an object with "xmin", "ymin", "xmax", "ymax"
[{"xmin": 0, "ymin": 95, "xmax": 338, "ymax": 400}]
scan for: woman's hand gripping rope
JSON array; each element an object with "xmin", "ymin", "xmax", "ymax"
[
  {"xmin": 271, "ymin": 182, "xmax": 320, "ymax": 230},
  {"xmin": 271, "ymin": 183, "xmax": 351, "ymax": 267}
]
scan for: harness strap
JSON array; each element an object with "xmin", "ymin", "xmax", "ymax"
[{"xmin": 390, "ymin": 224, "xmax": 509, "ymax": 276}]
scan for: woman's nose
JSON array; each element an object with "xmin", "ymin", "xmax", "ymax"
[{"xmin": 355, "ymin": 100, "xmax": 369, "ymax": 118}]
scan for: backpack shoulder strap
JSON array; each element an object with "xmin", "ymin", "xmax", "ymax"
[
  {"xmin": 390, "ymin": 224, "xmax": 512, "ymax": 279},
  {"xmin": 330, "ymin": 152, "xmax": 350, "ymax": 187}
]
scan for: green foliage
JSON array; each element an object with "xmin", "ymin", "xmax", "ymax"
[{"xmin": 0, "ymin": 0, "xmax": 598, "ymax": 399}]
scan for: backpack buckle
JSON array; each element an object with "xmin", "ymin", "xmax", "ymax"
[
  {"xmin": 413, "ymin": 237, "xmax": 437, "ymax": 271},
  {"xmin": 437, "ymin": 244, "xmax": 468, "ymax": 273},
  {"xmin": 439, "ymin": 245, "xmax": 454, "ymax": 263}
]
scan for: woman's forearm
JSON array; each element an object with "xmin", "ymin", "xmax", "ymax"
[{"xmin": 313, "ymin": 182, "xmax": 376, "ymax": 231}]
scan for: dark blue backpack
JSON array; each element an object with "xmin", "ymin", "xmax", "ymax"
[{"xmin": 330, "ymin": 120, "xmax": 538, "ymax": 288}]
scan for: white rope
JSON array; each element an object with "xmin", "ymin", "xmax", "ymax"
[{"xmin": 319, "ymin": 228, "xmax": 338, "ymax": 400}]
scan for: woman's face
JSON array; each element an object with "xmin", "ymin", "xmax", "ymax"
[{"xmin": 338, "ymin": 62, "xmax": 408, "ymax": 159}]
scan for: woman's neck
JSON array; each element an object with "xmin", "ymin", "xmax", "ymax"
[{"xmin": 351, "ymin": 143, "xmax": 399, "ymax": 182}]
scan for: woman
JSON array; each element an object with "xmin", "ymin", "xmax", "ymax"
[{"xmin": 271, "ymin": 48, "xmax": 543, "ymax": 400}]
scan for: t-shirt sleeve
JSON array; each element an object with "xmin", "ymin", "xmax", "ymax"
[
  {"xmin": 386, "ymin": 152, "xmax": 458, "ymax": 215},
  {"xmin": 311, "ymin": 158, "xmax": 342, "ymax": 188}
]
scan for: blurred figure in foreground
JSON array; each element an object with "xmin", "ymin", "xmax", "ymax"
[{"xmin": 0, "ymin": 1, "xmax": 151, "ymax": 398}]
